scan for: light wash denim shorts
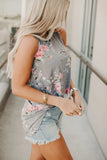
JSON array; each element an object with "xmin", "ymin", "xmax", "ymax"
[{"xmin": 24, "ymin": 105, "xmax": 63, "ymax": 145}]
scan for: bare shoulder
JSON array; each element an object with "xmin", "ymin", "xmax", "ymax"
[
  {"xmin": 56, "ymin": 27, "xmax": 66, "ymax": 33},
  {"xmin": 16, "ymin": 34, "xmax": 39, "ymax": 57},
  {"xmin": 12, "ymin": 34, "xmax": 39, "ymax": 91},
  {"xmin": 56, "ymin": 27, "xmax": 67, "ymax": 46}
]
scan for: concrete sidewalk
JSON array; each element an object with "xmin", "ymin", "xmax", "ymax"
[
  {"xmin": 0, "ymin": 94, "xmax": 31, "ymax": 160},
  {"xmin": 0, "ymin": 93, "xmax": 106, "ymax": 160}
]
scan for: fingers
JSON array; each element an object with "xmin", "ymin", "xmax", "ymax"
[
  {"xmin": 65, "ymin": 110, "xmax": 76, "ymax": 116},
  {"xmin": 80, "ymin": 103, "xmax": 85, "ymax": 112},
  {"xmin": 78, "ymin": 104, "xmax": 85, "ymax": 116},
  {"xmin": 66, "ymin": 111, "xmax": 81, "ymax": 116},
  {"xmin": 65, "ymin": 113, "xmax": 72, "ymax": 116},
  {"xmin": 72, "ymin": 104, "xmax": 83, "ymax": 116},
  {"xmin": 74, "ymin": 104, "xmax": 82, "ymax": 113},
  {"xmin": 65, "ymin": 106, "xmax": 85, "ymax": 116},
  {"xmin": 65, "ymin": 110, "xmax": 81, "ymax": 116},
  {"xmin": 64, "ymin": 99, "xmax": 85, "ymax": 117},
  {"xmin": 55, "ymin": 27, "xmax": 63, "ymax": 33}
]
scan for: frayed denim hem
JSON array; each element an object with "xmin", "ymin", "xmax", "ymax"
[{"xmin": 24, "ymin": 131, "xmax": 61, "ymax": 145}]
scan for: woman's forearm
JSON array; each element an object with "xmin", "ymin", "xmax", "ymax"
[
  {"xmin": 70, "ymin": 79, "xmax": 75, "ymax": 89},
  {"xmin": 12, "ymin": 85, "xmax": 61, "ymax": 107}
]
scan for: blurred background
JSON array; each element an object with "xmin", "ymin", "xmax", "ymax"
[{"xmin": 0, "ymin": 0, "xmax": 107, "ymax": 160}]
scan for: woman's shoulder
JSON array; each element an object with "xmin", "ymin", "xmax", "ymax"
[
  {"xmin": 56, "ymin": 28, "xmax": 66, "ymax": 46},
  {"xmin": 22, "ymin": 34, "xmax": 38, "ymax": 44},
  {"xmin": 18, "ymin": 34, "xmax": 39, "ymax": 57}
]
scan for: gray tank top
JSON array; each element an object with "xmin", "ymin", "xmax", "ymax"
[{"xmin": 21, "ymin": 31, "xmax": 72, "ymax": 136}]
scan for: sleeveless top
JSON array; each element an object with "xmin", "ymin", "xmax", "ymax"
[{"xmin": 21, "ymin": 31, "xmax": 72, "ymax": 137}]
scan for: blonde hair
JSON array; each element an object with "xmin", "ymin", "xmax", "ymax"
[{"xmin": 6, "ymin": 0, "xmax": 70, "ymax": 79}]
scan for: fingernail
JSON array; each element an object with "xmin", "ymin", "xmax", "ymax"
[
  {"xmin": 79, "ymin": 112, "xmax": 82, "ymax": 115},
  {"xmin": 79, "ymin": 107, "xmax": 82, "ymax": 110}
]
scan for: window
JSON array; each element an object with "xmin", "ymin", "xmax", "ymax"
[{"xmin": 78, "ymin": 0, "xmax": 97, "ymax": 103}]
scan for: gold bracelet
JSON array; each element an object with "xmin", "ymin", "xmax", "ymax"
[{"xmin": 43, "ymin": 93, "xmax": 48, "ymax": 105}]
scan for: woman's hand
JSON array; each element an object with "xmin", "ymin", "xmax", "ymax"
[
  {"xmin": 54, "ymin": 27, "xmax": 63, "ymax": 33},
  {"xmin": 58, "ymin": 97, "xmax": 83, "ymax": 116},
  {"xmin": 72, "ymin": 91, "xmax": 86, "ymax": 115}
]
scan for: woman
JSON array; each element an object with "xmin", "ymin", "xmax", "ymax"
[{"xmin": 6, "ymin": 0, "xmax": 85, "ymax": 159}]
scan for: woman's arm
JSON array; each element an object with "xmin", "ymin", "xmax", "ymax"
[
  {"xmin": 12, "ymin": 35, "xmax": 60, "ymax": 107},
  {"xmin": 55, "ymin": 28, "xmax": 85, "ymax": 115},
  {"xmin": 12, "ymin": 33, "xmax": 83, "ymax": 116}
]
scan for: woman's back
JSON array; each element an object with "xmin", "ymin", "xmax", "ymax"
[{"xmin": 28, "ymin": 31, "xmax": 71, "ymax": 97}]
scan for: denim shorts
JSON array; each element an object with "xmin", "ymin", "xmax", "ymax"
[{"xmin": 24, "ymin": 105, "xmax": 63, "ymax": 145}]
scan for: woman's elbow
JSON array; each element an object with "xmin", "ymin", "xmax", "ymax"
[
  {"xmin": 11, "ymin": 82, "xmax": 22, "ymax": 95},
  {"xmin": 12, "ymin": 85, "xmax": 19, "ymax": 95},
  {"xmin": 11, "ymin": 77, "xmax": 27, "ymax": 95}
]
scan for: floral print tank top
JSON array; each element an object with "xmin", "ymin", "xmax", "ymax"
[{"xmin": 21, "ymin": 31, "xmax": 72, "ymax": 136}]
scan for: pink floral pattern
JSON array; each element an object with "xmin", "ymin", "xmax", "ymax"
[
  {"xmin": 34, "ymin": 44, "xmax": 49, "ymax": 60},
  {"xmin": 38, "ymin": 72, "xmax": 42, "ymax": 77},
  {"xmin": 26, "ymin": 32, "xmax": 72, "ymax": 112},
  {"xmin": 55, "ymin": 82, "xmax": 62, "ymax": 93},
  {"xmin": 22, "ymin": 106, "xmax": 25, "ymax": 114},
  {"xmin": 59, "ymin": 72, "xmax": 63, "ymax": 79},
  {"xmin": 36, "ymin": 104, "xmax": 45, "ymax": 110},
  {"xmin": 47, "ymin": 86, "xmax": 50, "ymax": 90},
  {"xmin": 27, "ymin": 103, "xmax": 35, "ymax": 112},
  {"xmin": 21, "ymin": 31, "xmax": 72, "ymax": 137},
  {"xmin": 49, "ymin": 55, "xmax": 52, "ymax": 58},
  {"xmin": 66, "ymin": 57, "xmax": 71, "ymax": 67},
  {"xmin": 68, "ymin": 63, "xmax": 71, "ymax": 66},
  {"xmin": 43, "ymin": 76, "xmax": 46, "ymax": 80},
  {"xmin": 42, "ymin": 44, "xmax": 49, "ymax": 51}
]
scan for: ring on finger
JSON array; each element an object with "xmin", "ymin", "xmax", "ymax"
[
  {"xmin": 79, "ymin": 105, "xmax": 83, "ymax": 110},
  {"xmin": 79, "ymin": 105, "xmax": 82, "ymax": 108},
  {"xmin": 81, "ymin": 106, "xmax": 85, "ymax": 112}
]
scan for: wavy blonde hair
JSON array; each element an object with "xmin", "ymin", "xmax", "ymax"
[{"xmin": 6, "ymin": 0, "xmax": 70, "ymax": 79}]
